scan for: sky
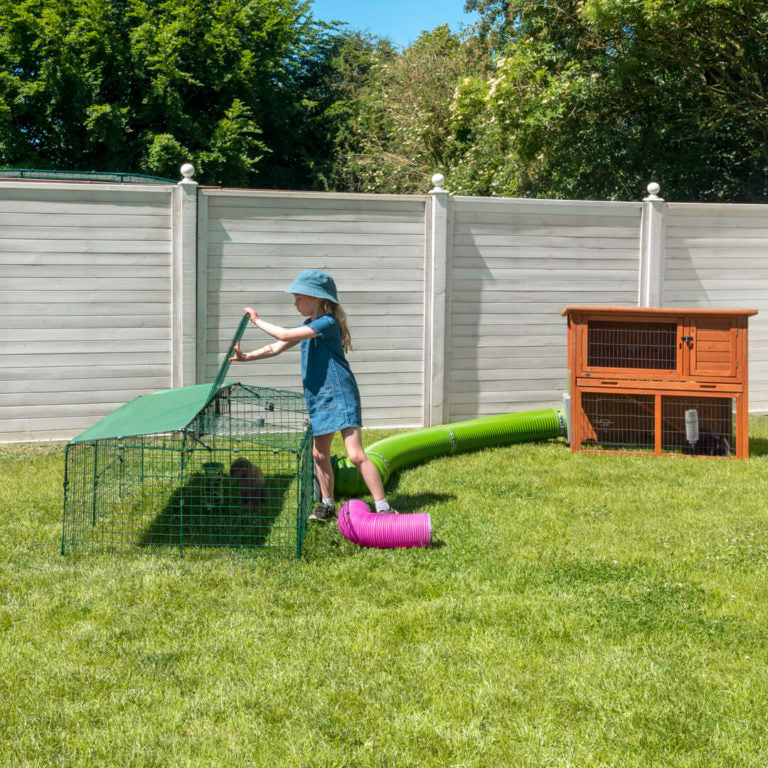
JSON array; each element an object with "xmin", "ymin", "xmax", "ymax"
[{"xmin": 309, "ymin": 0, "xmax": 479, "ymax": 48}]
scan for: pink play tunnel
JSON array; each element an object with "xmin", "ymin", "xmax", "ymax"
[{"xmin": 337, "ymin": 499, "xmax": 432, "ymax": 549}]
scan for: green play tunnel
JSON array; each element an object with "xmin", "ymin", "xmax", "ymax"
[{"xmin": 332, "ymin": 408, "xmax": 567, "ymax": 496}]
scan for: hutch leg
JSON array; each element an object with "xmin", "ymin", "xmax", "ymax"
[
  {"xmin": 736, "ymin": 393, "xmax": 749, "ymax": 458},
  {"xmin": 654, "ymin": 394, "xmax": 662, "ymax": 455},
  {"xmin": 570, "ymin": 388, "xmax": 583, "ymax": 451}
]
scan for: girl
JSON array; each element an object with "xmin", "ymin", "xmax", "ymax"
[{"xmin": 229, "ymin": 269, "xmax": 397, "ymax": 522}]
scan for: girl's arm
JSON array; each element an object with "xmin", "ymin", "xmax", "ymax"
[
  {"xmin": 243, "ymin": 307, "xmax": 318, "ymax": 343},
  {"xmin": 229, "ymin": 338, "xmax": 298, "ymax": 363}
]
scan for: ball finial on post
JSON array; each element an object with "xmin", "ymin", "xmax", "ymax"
[
  {"xmin": 179, "ymin": 163, "xmax": 196, "ymax": 184},
  {"xmin": 644, "ymin": 182, "xmax": 663, "ymax": 201},
  {"xmin": 430, "ymin": 173, "xmax": 446, "ymax": 193}
]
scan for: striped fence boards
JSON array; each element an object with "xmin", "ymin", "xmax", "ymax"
[
  {"xmin": 0, "ymin": 183, "xmax": 173, "ymax": 442},
  {"xmin": 2, "ymin": 179, "xmax": 768, "ymax": 442},
  {"xmin": 664, "ymin": 203, "xmax": 768, "ymax": 411},
  {"xmin": 198, "ymin": 190, "xmax": 428, "ymax": 428},
  {"xmin": 446, "ymin": 197, "xmax": 642, "ymax": 421}
]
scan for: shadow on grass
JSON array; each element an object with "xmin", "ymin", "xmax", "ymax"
[
  {"xmin": 385, "ymin": 490, "xmax": 454, "ymax": 549},
  {"xmin": 748, "ymin": 436, "xmax": 768, "ymax": 457},
  {"xmin": 387, "ymin": 490, "xmax": 456, "ymax": 514},
  {"xmin": 139, "ymin": 471, "xmax": 294, "ymax": 549}
]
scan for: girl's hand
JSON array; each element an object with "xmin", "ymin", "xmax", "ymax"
[
  {"xmin": 229, "ymin": 341, "xmax": 248, "ymax": 362},
  {"xmin": 243, "ymin": 307, "xmax": 259, "ymax": 323}
]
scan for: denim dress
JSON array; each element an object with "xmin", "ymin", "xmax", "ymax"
[{"xmin": 301, "ymin": 314, "xmax": 362, "ymax": 435}]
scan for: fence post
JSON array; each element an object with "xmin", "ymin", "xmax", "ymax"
[
  {"xmin": 196, "ymin": 186, "xmax": 209, "ymax": 385},
  {"xmin": 639, "ymin": 181, "xmax": 666, "ymax": 307},
  {"xmin": 426, "ymin": 173, "xmax": 450, "ymax": 426},
  {"xmin": 171, "ymin": 163, "xmax": 198, "ymax": 387}
]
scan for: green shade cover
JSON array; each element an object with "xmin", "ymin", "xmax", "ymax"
[
  {"xmin": 70, "ymin": 314, "xmax": 252, "ymax": 444},
  {"xmin": 208, "ymin": 312, "xmax": 250, "ymax": 402},
  {"xmin": 69, "ymin": 383, "xmax": 231, "ymax": 443}
]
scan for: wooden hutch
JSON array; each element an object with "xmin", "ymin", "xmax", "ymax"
[{"xmin": 562, "ymin": 306, "xmax": 758, "ymax": 458}]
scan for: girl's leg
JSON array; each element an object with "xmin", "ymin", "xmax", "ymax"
[
  {"xmin": 312, "ymin": 432, "xmax": 335, "ymax": 500},
  {"xmin": 341, "ymin": 427, "xmax": 388, "ymax": 502}
]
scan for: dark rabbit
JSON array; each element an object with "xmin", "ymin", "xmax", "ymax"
[
  {"xmin": 683, "ymin": 430, "xmax": 731, "ymax": 457},
  {"xmin": 230, "ymin": 457, "xmax": 266, "ymax": 507}
]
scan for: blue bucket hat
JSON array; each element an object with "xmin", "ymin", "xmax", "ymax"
[{"xmin": 285, "ymin": 269, "xmax": 339, "ymax": 304}]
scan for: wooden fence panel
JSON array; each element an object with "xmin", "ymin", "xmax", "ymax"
[
  {"xmin": 3, "ymin": 180, "xmax": 768, "ymax": 443},
  {"xmin": 0, "ymin": 182, "xmax": 174, "ymax": 442},
  {"xmin": 199, "ymin": 189, "xmax": 428, "ymax": 428},
  {"xmin": 664, "ymin": 203, "xmax": 768, "ymax": 411},
  {"xmin": 445, "ymin": 197, "xmax": 643, "ymax": 421}
]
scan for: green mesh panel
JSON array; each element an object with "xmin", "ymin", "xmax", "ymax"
[{"xmin": 62, "ymin": 384, "xmax": 312, "ymax": 559}]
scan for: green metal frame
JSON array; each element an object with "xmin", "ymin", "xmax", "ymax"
[
  {"xmin": 61, "ymin": 318, "xmax": 312, "ymax": 560},
  {"xmin": 0, "ymin": 168, "xmax": 176, "ymax": 184}
]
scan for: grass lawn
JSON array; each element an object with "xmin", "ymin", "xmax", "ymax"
[{"xmin": 2, "ymin": 416, "xmax": 768, "ymax": 767}]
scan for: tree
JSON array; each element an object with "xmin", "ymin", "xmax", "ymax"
[
  {"xmin": 304, "ymin": 30, "xmax": 396, "ymax": 191},
  {"xmin": 451, "ymin": 0, "xmax": 768, "ymax": 201},
  {"xmin": 332, "ymin": 26, "xmax": 491, "ymax": 194},
  {"xmin": 0, "ymin": 0, "xmax": 338, "ymax": 187}
]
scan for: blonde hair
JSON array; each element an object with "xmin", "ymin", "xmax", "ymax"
[{"xmin": 319, "ymin": 299, "xmax": 352, "ymax": 353}]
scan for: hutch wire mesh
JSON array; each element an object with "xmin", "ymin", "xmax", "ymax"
[
  {"xmin": 587, "ymin": 322, "xmax": 678, "ymax": 370},
  {"xmin": 581, "ymin": 317, "xmax": 734, "ymax": 455},
  {"xmin": 61, "ymin": 318, "xmax": 314, "ymax": 559},
  {"xmin": 579, "ymin": 393, "xmax": 735, "ymax": 456}
]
